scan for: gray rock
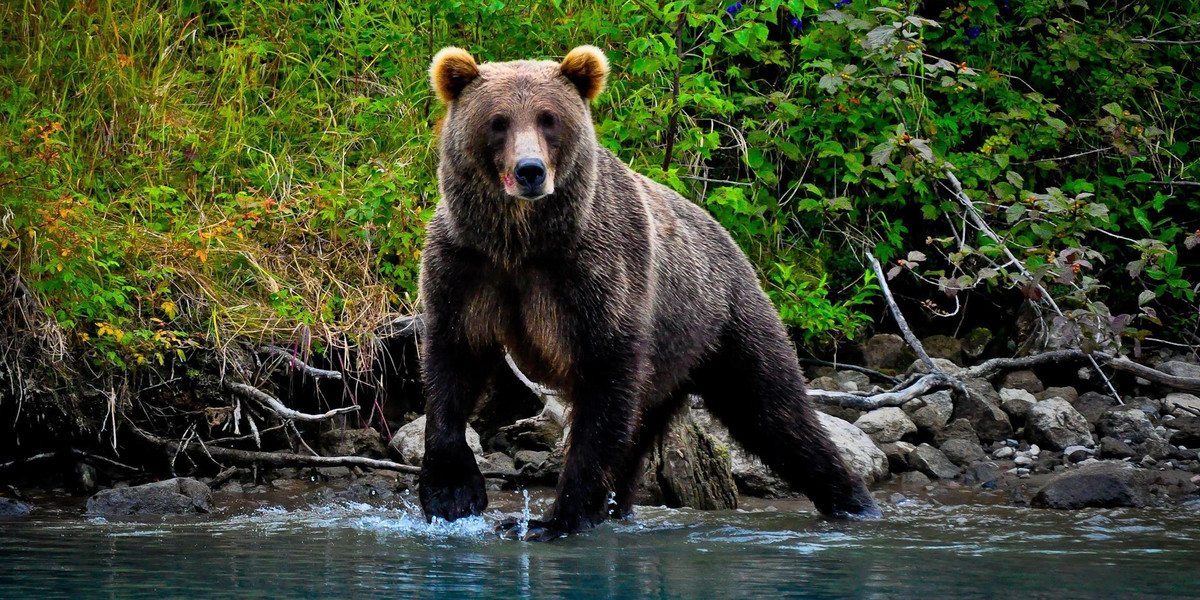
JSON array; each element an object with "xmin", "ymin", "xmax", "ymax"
[
  {"xmin": 964, "ymin": 461, "xmax": 1003, "ymax": 487},
  {"xmin": 1136, "ymin": 438, "xmax": 1174, "ymax": 461},
  {"xmin": 1099, "ymin": 436, "xmax": 1135, "ymax": 459},
  {"xmin": 863, "ymin": 334, "xmax": 917, "ymax": 372},
  {"xmin": 1026, "ymin": 398, "xmax": 1095, "ymax": 450},
  {"xmin": 1165, "ymin": 393, "xmax": 1200, "ymax": 418},
  {"xmin": 314, "ymin": 466, "xmax": 352, "ymax": 480},
  {"xmin": 320, "ymin": 427, "xmax": 388, "ymax": 458},
  {"xmin": 940, "ymin": 438, "xmax": 987, "ymax": 467},
  {"xmin": 903, "ymin": 390, "xmax": 954, "ymax": 433},
  {"xmin": 329, "ymin": 474, "xmax": 410, "ymax": 503},
  {"xmin": 1168, "ymin": 416, "xmax": 1200, "ymax": 447},
  {"xmin": 814, "ymin": 403, "xmax": 864, "ymax": 424},
  {"xmin": 1037, "ymin": 386, "xmax": 1080, "ymax": 404},
  {"xmin": 1073, "ymin": 392, "xmax": 1120, "ymax": 426},
  {"xmin": 388, "ymin": 415, "xmax": 482, "ymax": 466},
  {"xmin": 854, "ymin": 407, "xmax": 917, "ymax": 443},
  {"xmin": 1097, "ymin": 408, "xmax": 1159, "ymax": 444},
  {"xmin": 1014, "ymin": 454, "xmax": 1033, "ymax": 466},
  {"xmin": 993, "ymin": 446, "xmax": 1015, "ymax": 459},
  {"xmin": 1001, "ymin": 370, "xmax": 1045, "ymax": 394},
  {"xmin": 961, "ymin": 327, "xmax": 993, "ymax": 360},
  {"xmin": 512, "ymin": 449, "xmax": 551, "ymax": 471},
  {"xmin": 879, "ymin": 441, "xmax": 916, "ymax": 473},
  {"xmin": 640, "ymin": 410, "xmax": 738, "ymax": 510},
  {"xmin": 935, "ymin": 418, "xmax": 981, "ymax": 446},
  {"xmin": 953, "ymin": 379, "xmax": 1014, "ymax": 442},
  {"xmin": 1156, "ymin": 361, "xmax": 1200, "ymax": 380},
  {"xmin": 818, "ymin": 412, "xmax": 889, "ymax": 483},
  {"xmin": 835, "ymin": 370, "xmax": 871, "ymax": 391},
  {"xmin": 999, "ymin": 388, "xmax": 1038, "ymax": 420},
  {"xmin": 807, "ymin": 376, "xmax": 840, "ymax": 391},
  {"xmin": 1032, "ymin": 462, "xmax": 1151, "ymax": 509},
  {"xmin": 904, "ymin": 357, "xmax": 964, "ymax": 377},
  {"xmin": 921, "ymin": 335, "xmax": 964, "ymax": 366},
  {"xmin": 86, "ymin": 478, "xmax": 213, "ymax": 516},
  {"xmin": 0, "ymin": 497, "xmax": 32, "ymax": 517},
  {"xmin": 907, "ymin": 444, "xmax": 961, "ymax": 479},
  {"xmin": 477, "ymin": 452, "xmax": 518, "ymax": 477},
  {"xmin": 896, "ymin": 471, "xmax": 931, "ymax": 487},
  {"xmin": 1063, "ymin": 445, "xmax": 1096, "ymax": 463}
]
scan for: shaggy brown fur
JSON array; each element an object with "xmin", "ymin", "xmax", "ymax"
[{"xmin": 418, "ymin": 46, "xmax": 879, "ymax": 540}]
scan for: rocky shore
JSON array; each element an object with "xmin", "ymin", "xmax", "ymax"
[{"xmin": 2, "ymin": 330, "xmax": 1199, "ymax": 521}]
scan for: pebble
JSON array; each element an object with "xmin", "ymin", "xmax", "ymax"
[
  {"xmin": 1141, "ymin": 456, "xmax": 1158, "ymax": 466},
  {"xmin": 1016, "ymin": 468, "xmax": 1031, "ymax": 478},
  {"xmin": 1005, "ymin": 439, "xmax": 1019, "ymax": 447},
  {"xmin": 1014, "ymin": 455, "xmax": 1033, "ymax": 466},
  {"xmin": 1029, "ymin": 444, "xmax": 1041, "ymax": 457},
  {"xmin": 993, "ymin": 447, "xmax": 1015, "ymax": 459}
]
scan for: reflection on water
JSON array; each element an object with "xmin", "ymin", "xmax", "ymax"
[{"xmin": 2, "ymin": 491, "xmax": 1199, "ymax": 600}]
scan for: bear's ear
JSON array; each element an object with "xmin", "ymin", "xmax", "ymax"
[
  {"xmin": 430, "ymin": 47, "xmax": 479, "ymax": 103},
  {"xmin": 560, "ymin": 45, "xmax": 609, "ymax": 102}
]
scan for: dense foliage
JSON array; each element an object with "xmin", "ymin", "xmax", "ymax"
[{"xmin": 1, "ymin": 0, "xmax": 1197, "ymax": 369}]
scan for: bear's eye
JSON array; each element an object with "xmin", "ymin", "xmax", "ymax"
[
  {"xmin": 489, "ymin": 115, "xmax": 509, "ymax": 133},
  {"xmin": 538, "ymin": 111, "xmax": 557, "ymax": 129}
]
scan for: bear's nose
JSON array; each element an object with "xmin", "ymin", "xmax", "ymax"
[{"xmin": 514, "ymin": 158, "xmax": 546, "ymax": 189}]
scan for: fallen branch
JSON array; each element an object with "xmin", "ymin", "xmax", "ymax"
[
  {"xmin": 223, "ymin": 381, "xmax": 359, "ymax": 422},
  {"xmin": 806, "ymin": 349, "xmax": 1200, "ymax": 409},
  {"xmin": 260, "ymin": 346, "xmax": 342, "ymax": 380},
  {"xmin": 0, "ymin": 448, "xmax": 142, "ymax": 472},
  {"xmin": 130, "ymin": 423, "xmax": 518, "ymax": 479},
  {"xmin": 866, "ymin": 251, "xmax": 939, "ymax": 374}
]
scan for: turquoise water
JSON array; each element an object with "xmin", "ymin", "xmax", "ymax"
[{"xmin": 2, "ymin": 491, "xmax": 1199, "ymax": 599}]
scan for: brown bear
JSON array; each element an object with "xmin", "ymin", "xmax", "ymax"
[{"xmin": 418, "ymin": 45, "xmax": 879, "ymax": 540}]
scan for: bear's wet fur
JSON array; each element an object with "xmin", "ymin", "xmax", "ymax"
[{"xmin": 418, "ymin": 45, "xmax": 879, "ymax": 540}]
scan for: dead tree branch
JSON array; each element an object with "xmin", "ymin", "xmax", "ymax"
[
  {"xmin": 130, "ymin": 423, "xmax": 518, "ymax": 479},
  {"xmin": 866, "ymin": 251, "xmax": 938, "ymax": 374},
  {"xmin": 260, "ymin": 346, "xmax": 342, "ymax": 380},
  {"xmin": 223, "ymin": 381, "xmax": 359, "ymax": 422}
]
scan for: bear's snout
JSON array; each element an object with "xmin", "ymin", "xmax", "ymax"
[{"xmin": 515, "ymin": 158, "xmax": 547, "ymax": 190}]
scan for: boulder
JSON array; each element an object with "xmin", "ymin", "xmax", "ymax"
[
  {"xmin": 961, "ymin": 327, "xmax": 993, "ymax": 360},
  {"xmin": 1032, "ymin": 463, "xmax": 1150, "ymax": 509},
  {"xmin": 863, "ymin": 334, "xmax": 916, "ymax": 372},
  {"xmin": 0, "ymin": 497, "xmax": 32, "ymax": 517},
  {"xmin": 903, "ymin": 390, "xmax": 954, "ymax": 433},
  {"xmin": 1165, "ymin": 393, "xmax": 1200, "ymax": 418},
  {"xmin": 640, "ymin": 410, "xmax": 738, "ymax": 510},
  {"xmin": 1097, "ymin": 408, "xmax": 1159, "ymax": 444},
  {"xmin": 999, "ymin": 388, "xmax": 1038, "ymax": 421},
  {"xmin": 907, "ymin": 444, "xmax": 960, "ymax": 479},
  {"xmin": 326, "ymin": 473, "xmax": 410, "ymax": 503},
  {"xmin": 964, "ymin": 461, "xmax": 1003, "ymax": 487},
  {"xmin": 935, "ymin": 418, "xmax": 980, "ymax": 446},
  {"xmin": 896, "ymin": 471, "xmax": 932, "ymax": 487},
  {"xmin": 940, "ymin": 438, "xmax": 986, "ymax": 467},
  {"xmin": 879, "ymin": 441, "xmax": 915, "ymax": 473},
  {"xmin": 835, "ymin": 370, "xmax": 871, "ymax": 392},
  {"xmin": 388, "ymin": 415, "xmax": 483, "ymax": 466},
  {"xmin": 319, "ymin": 427, "xmax": 388, "ymax": 458},
  {"xmin": 1072, "ymin": 391, "xmax": 1120, "ymax": 426},
  {"xmin": 921, "ymin": 335, "xmax": 964, "ymax": 366},
  {"xmin": 1098, "ymin": 436, "xmax": 1135, "ymax": 459},
  {"xmin": 692, "ymin": 408, "xmax": 789, "ymax": 497},
  {"xmin": 904, "ymin": 357, "xmax": 964, "ymax": 377},
  {"xmin": 953, "ymin": 379, "xmax": 1013, "ymax": 442},
  {"xmin": 1001, "ymin": 370, "xmax": 1045, "ymax": 394},
  {"xmin": 807, "ymin": 376, "xmax": 840, "ymax": 391},
  {"xmin": 818, "ymin": 412, "xmax": 889, "ymax": 483},
  {"xmin": 854, "ymin": 407, "xmax": 917, "ymax": 443},
  {"xmin": 86, "ymin": 478, "xmax": 212, "ymax": 516},
  {"xmin": 1026, "ymin": 399, "xmax": 1094, "ymax": 450},
  {"xmin": 1036, "ymin": 386, "xmax": 1080, "ymax": 404},
  {"xmin": 1156, "ymin": 361, "xmax": 1200, "ymax": 380},
  {"xmin": 1167, "ymin": 416, "xmax": 1200, "ymax": 448}
]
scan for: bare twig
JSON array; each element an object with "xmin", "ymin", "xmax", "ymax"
[
  {"xmin": 865, "ymin": 251, "xmax": 938, "ymax": 374},
  {"xmin": 1130, "ymin": 37, "xmax": 1200, "ymax": 45},
  {"xmin": 223, "ymin": 381, "xmax": 359, "ymax": 422},
  {"xmin": 260, "ymin": 346, "xmax": 342, "ymax": 380},
  {"xmin": 808, "ymin": 373, "xmax": 955, "ymax": 410},
  {"xmin": 129, "ymin": 422, "xmax": 518, "ymax": 479}
]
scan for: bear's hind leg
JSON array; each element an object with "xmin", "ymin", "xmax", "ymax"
[{"xmin": 696, "ymin": 301, "xmax": 879, "ymax": 518}]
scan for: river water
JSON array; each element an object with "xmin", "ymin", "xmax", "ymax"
[{"xmin": 2, "ymin": 490, "xmax": 1198, "ymax": 599}]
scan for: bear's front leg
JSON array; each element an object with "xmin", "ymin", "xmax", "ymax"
[
  {"xmin": 418, "ymin": 333, "xmax": 499, "ymax": 523},
  {"xmin": 499, "ymin": 346, "xmax": 643, "ymax": 541}
]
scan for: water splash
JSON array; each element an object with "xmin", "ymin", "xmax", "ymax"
[{"xmin": 517, "ymin": 488, "xmax": 531, "ymax": 539}]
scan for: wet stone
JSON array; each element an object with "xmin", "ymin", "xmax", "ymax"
[
  {"xmin": 907, "ymin": 444, "xmax": 961, "ymax": 480},
  {"xmin": 0, "ymin": 497, "xmax": 32, "ymax": 517},
  {"xmin": 86, "ymin": 478, "xmax": 213, "ymax": 516},
  {"xmin": 940, "ymin": 438, "xmax": 986, "ymax": 467}
]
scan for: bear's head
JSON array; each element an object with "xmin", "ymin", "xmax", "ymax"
[{"xmin": 430, "ymin": 46, "xmax": 608, "ymax": 202}]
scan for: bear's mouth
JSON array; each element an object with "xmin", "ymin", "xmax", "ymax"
[{"xmin": 501, "ymin": 170, "xmax": 552, "ymax": 201}]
